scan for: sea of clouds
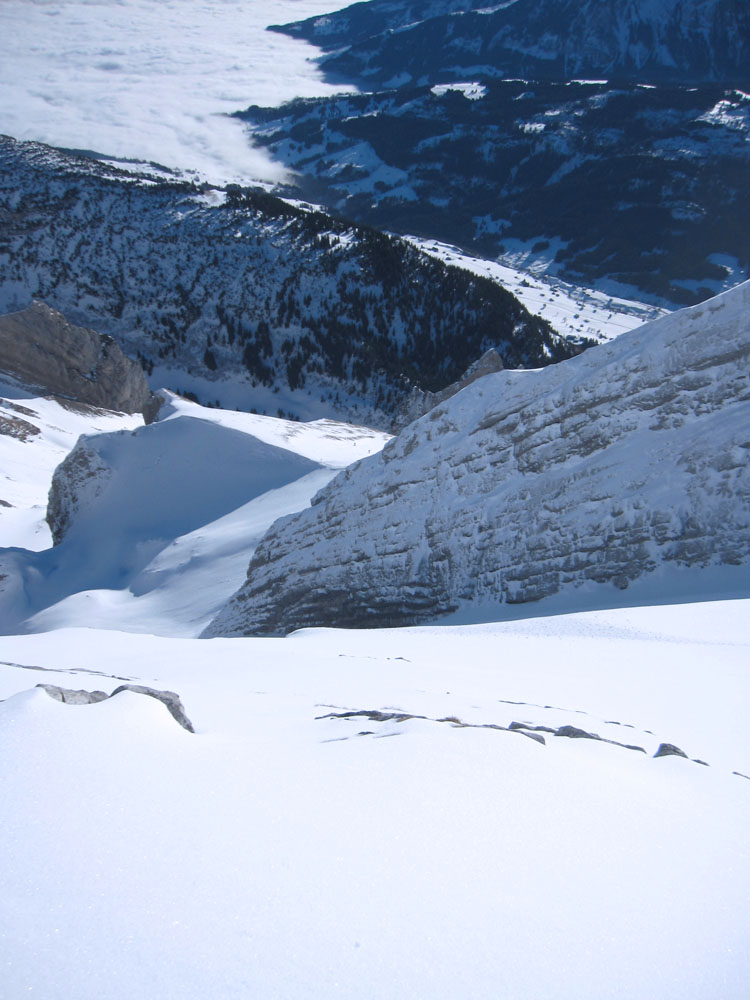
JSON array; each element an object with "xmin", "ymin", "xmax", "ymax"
[{"xmin": 0, "ymin": 0, "xmax": 353, "ymax": 183}]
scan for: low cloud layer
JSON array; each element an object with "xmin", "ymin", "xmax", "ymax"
[{"xmin": 0, "ymin": 0, "xmax": 353, "ymax": 183}]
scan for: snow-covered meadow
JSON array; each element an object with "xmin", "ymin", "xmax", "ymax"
[
  {"xmin": 1, "ymin": 368, "xmax": 749, "ymax": 999},
  {"xmin": 407, "ymin": 236, "xmax": 667, "ymax": 343}
]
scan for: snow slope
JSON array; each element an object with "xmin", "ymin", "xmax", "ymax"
[
  {"xmin": 0, "ymin": 319, "xmax": 748, "ymax": 1000},
  {"xmin": 208, "ymin": 278, "xmax": 750, "ymax": 635},
  {"xmin": 1, "ymin": 606, "xmax": 749, "ymax": 1000},
  {"xmin": 0, "ymin": 377, "xmax": 143, "ymax": 551},
  {"xmin": 0, "ymin": 387, "xmax": 389, "ymax": 637}
]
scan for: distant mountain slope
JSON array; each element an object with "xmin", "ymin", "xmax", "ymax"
[
  {"xmin": 206, "ymin": 279, "xmax": 750, "ymax": 637},
  {"xmin": 0, "ymin": 136, "xmax": 581, "ymax": 428},
  {"xmin": 241, "ymin": 81, "xmax": 750, "ymax": 306},
  {"xmin": 275, "ymin": 0, "xmax": 750, "ymax": 87}
]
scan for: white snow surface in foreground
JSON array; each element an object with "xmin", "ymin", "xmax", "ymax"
[
  {"xmin": 0, "ymin": 0, "xmax": 354, "ymax": 184},
  {"xmin": 0, "ymin": 606, "xmax": 749, "ymax": 1000}
]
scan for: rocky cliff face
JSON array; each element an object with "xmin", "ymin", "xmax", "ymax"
[
  {"xmin": 0, "ymin": 301, "xmax": 153, "ymax": 416},
  {"xmin": 205, "ymin": 280, "xmax": 750, "ymax": 636},
  {"xmin": 45, "ymin": 436, "xmax": 113, "ymax": 546}
]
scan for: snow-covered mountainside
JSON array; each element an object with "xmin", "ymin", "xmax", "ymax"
[
  {"xmin": 0, "ymin": 136, "xmax": 583, "ymax": 427},
  {"xmin": 241, "ymin": 81, "xmax": 750, "ymax": 306},
  {"xmin": 276, "ymin": 0, "xmax": 750, "ymax": 87},
  {"xmin": 1, "ymin": 4, "xmax": 748, "ymax": 996},
  {"xmin": 0, "ymin": 380, "xmax": 144, "ymax": 552},
  {"xmin": 0, "ymin": 385, "xmax": 389, "ymax": 637},
  {"xmin": 1, "ymin": 347, "xmax": 748, "ymax": 1000},
  {"xmin": 207, "ymin": 279, "xmax": 750, "ymax": 637},
  {"xmin": 406, "ymin": 238, "xmax": 666, "ymax": 344}
]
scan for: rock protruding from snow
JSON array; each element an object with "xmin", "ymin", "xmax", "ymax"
[
  {"xmin": 46, "ymin": 436, "xmax": 113, "ymax": 545},
  {"xmin": 206, "ymin": 281, "xmax": 750, "ymax": 636},
  {"xmin": 37, "ymin": 683, "xmax": 195, "ymax": 731},
  {"xmin": 110, "ymin": 685, "xmax": 195, "ymax": 733},
  {"xmin": 0, "ymin": 302, "xmax": 153, "ymax": 416},
  {"xmin": 37, "ymin": 684, "xmax": 109, "ymax": 705}
]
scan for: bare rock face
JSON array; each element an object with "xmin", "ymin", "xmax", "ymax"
[
  {"xmin": 206, "ymin": 280, "xmax": 750, "ymax": 637},
  {"xmin": 0, "ymin": 301, "xmax": 153, "ymax": 416},
  {"xmin": 46, "ymin": 437, "xmax": 112, "ymax": 545}
]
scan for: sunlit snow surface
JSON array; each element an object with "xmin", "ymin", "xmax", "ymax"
[
  {"xmin": 0, "ymin": 0, "xmax": 354, "ymax": 183},
  {"xmin": 1, "ymin": 373, "xmax": 749, "ymax": 998},
  {"xmin": 0, "ymin": 607, "xmax": 749, "ymax": 1000}
]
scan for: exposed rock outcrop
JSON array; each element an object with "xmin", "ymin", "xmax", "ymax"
[
  {"xmin": 205, "ymin": 280, "xmax": 750, "ymax": 637},
  {"xmin": 0, "ymin": 301, "xmax": 153, "ymax": 416},
  {"xmin": 38, "ymin": 682, "xmax": 195, "ymax": 732},
  {"xmin": 653, "ymin": 743, "xmax": 689, "ymax": 759},
  {"xmin": 45, "ymin": 437, "xmax": 113, "ymax": 546}
]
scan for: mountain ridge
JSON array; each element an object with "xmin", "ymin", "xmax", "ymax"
[{"xmin": 0, "ymin": 135, "xmax": 583, "ymax": 429}]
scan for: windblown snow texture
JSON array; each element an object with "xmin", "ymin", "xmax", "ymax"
[{"xmin": 206, "ymin": 280, "xmax": 750, "ymax": 636}]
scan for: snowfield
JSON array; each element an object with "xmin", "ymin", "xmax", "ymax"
[
  {"xmin": 1, "ymin": 349, "xmax": 749, "ymax": 998},
  {"xmin": 0, "ymin": 387, "xmax": 389, "ymax": 637},
  {"xmin": 1, "ymin": 607, "xmax": 749, "ymax": 1000}
]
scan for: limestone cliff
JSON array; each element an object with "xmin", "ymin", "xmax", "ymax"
[
  {"xmin": 206, "ymin": 280, "xmax": 750, "ymax": 636},
  {"xmin": 0, "ymin": 302, "xmax": 153, "ymax": 416}
]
